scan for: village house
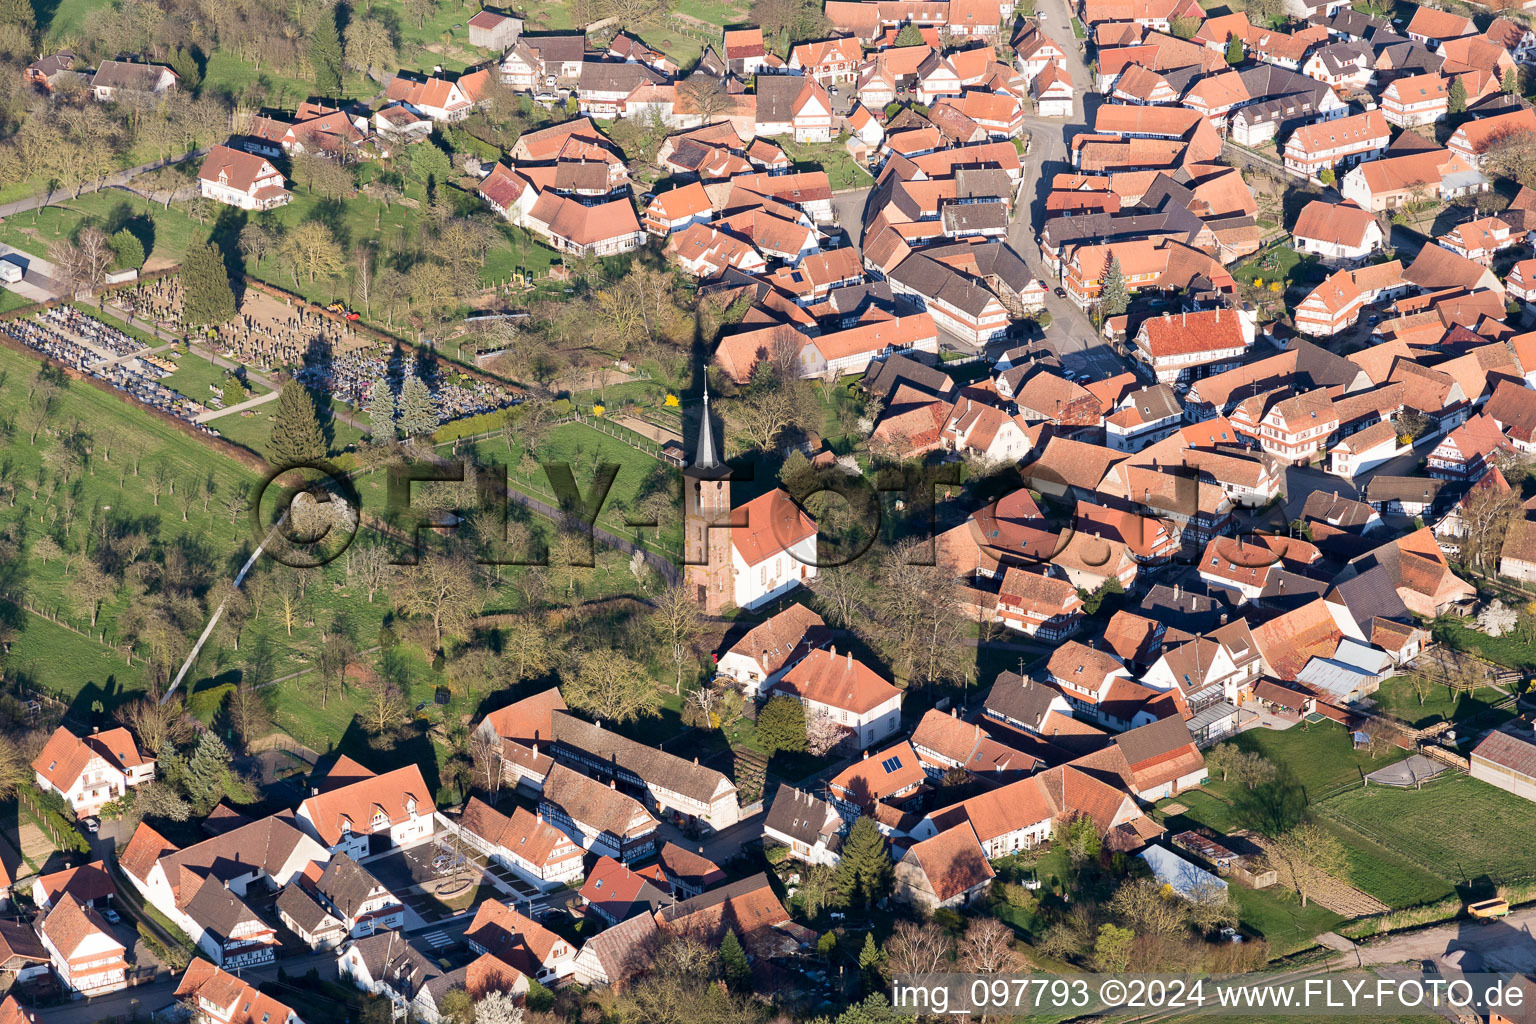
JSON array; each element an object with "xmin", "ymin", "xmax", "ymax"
[
  {"xmin": 39, "ymin": 895, "xmax": 127, "ymax": 996},
  {"xmin": 827, "ymin": 742, "xmax": 927, "ymax": 821},
  {"xmin": 1437, "ymin": 217, "xmax": 1518, "ymax": 266},
  {"xmin": 336, "ymin": 930, "xmax": 444, "ymax": 1017},
  {"xmin": 384, "ymin": 68, "xmax": 491, "ymax": 121},
  {"xmin": 176, "ymin": 960, "xmax": 303, "ymax": 1024},
  {"xmin": 577, "ymin": 857, "xmax": 674, "ymax": 926},
  {"xmin": 996, "ymin": 567, "xmax": 1086, "ymax": 639},
  {"xmin": 473, "ymin": 688, "xmax": 566, "ymax": 793},
  {"xmin": 90, "ymin": 59, "xmax": 175, "ymax": 101},
  {"xmin": 312, "ymin": 855, "xmax": 403, "ymax": 938},
  {"xmin": 1470, "ymin": 729, "xmax": 1536, "ymax": 803},
  {"xmin": 892, "ymin": 823, "xmax": 995, "ymax": 910},
  {"xmin": 465, "ymin": 900, "xmax": 577, "ymax": 984},
  {"xmin": 274, "ymin": 885, "xmax": 346, "ymax": 952},
  {"xmin": 772, "ymin": 648, "xmax": 904, "ymax": 751},
  {"xmin": 197, "ymin": 145, "xmax": 291, "ymax": 211},
  {"xmin": 552, "ymin": 712, "xmax": 742, "ymax": 831},
  {"xmin": 643, "ymin": 182, "xmax": 713, "ymax": 236},
  {"xmin": 25, "ymin": 51, "xmax": 76, "ymax": 92},
  {"xmin": 762, "ymin": 786, "xmax": 845, "ymax": 866},
  {"xmin": 716, "ymin": 604, "xmax": 832, "ymax": 698},
  {"xmin": 525, "ymin": 193, "xmax": 645, "ymax": 256},
  {"xmin": 538, "ymin": 763, "xmax": 659, "ymax": 863},
  {"xmin": 32, "ymin": 862, "xmax": 115, "ymax": 913},
  {"xmin": 500, "ymin": 34, "xmax": 586, "ymax": 91},
  {"xmin": 1380, "ymin": 73, "xmax": 1449, "ymax": 127},
  {"xmin": 1283, "ymin": 111, "xmax": 1390, "ymax": 183},
  {"xmin": 119, "ymin": 815, "xmax": 323, "ymax": 968},
  {"xmin": 1230, "ymin": 388, "xmax": 1340, "ymax": 465},
  {"xmin": 1447, "ymin": 108, "xmax": 1536, "ymax": 168},
  {"xmin": 1131, "ymin": 309, "xmax": 1255, "ymax": 386},
  {"xmin": 32, "ymin": 726, "xmax": 155, "ymax": 818},
  {"xmin": 789, "ymin": 36, "xmax": 862, "ymax": 85},
  {"xmin": 1293, "ymin": 260, "xmax": 1406, "ymax": 336},
  {"xmin": 1427, "ymin": 413, "xmax": 1509, "ymax": 481},
  {"xmin": 457, "ymin": 797, "xmax": 585, "ymax": 889},
  {"xmin": 724, "ymin": 27, "xmax": 768, "ymax": 75},
  {"xmin": 1290, "ymin": 199, "xmax": 1383, "ymax": 263},
  {"xmin": 295, "ymin": 762, "xmax": 436, "ymax": 859}
]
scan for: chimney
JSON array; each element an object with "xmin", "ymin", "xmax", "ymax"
[
  {"xmin": 847, "ymin": 650, "xmax": 853, "ymax": 666},
  {"xmin": 609, "ymin": 779, "xmax": 617, "ymax": 789},
  {"xmin": 1173, "ymin": 584, "xmax": 1181, "ymax": 599},
  {"xmin": 1220, "ymin": 613, "xmax": 1228, "ymax": 625},
  {"xmin": 863, "ymin": 749, "xmax": 870, "ymax": 760},
  {"xmin": 830, "ymin": 645, "xmax": 836, "ymax": 658},
  {"xmin": 951, "ymin": 706, "xmax": 959, "ymax": 718},
  {"xmin": 694, "ymin": 757, "xmax": 700, "ymax": 765}
]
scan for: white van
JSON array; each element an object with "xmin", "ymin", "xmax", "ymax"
[{"xmin": 0, "ymin": 258, "xmax": 23, "ymax": 283}]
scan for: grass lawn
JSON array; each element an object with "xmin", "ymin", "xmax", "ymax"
[
  {"xmin": 1154, "ymin": 788, "xmax": 1242, "ymax": 835},
  {"xmin": 1317, "ymin": 774, "xmax": 1536, "ymax": 886},
  {"xmin": 1229, "ymin": 884, "xmax": 1346, "ymax": 957},
  {"xmin": 1318, "ymin": 815, "xmax": 1456, "ymax": 910},
  {"xmin": 1371, "ymin": 675, "xmax": 1512, "ymax": 730},
  {"xmin": 161, "ymin": 350, "xmax": 269, "ymax": 407},
  {"xmin": 778, "ymin": 139, "xmax": 873, "ymax": 191},
  {"xmin": 0, "ymin": 289, "xmax": 34, "ymax": 313},
  {"xmin": 1207, "ymin": 721, "xmax": 1408, "ymax": 804},
  {"xmin": 1433, "ymin": 615, "xmax": 1536, "ymax": 671},
  {"xmin": 0, "ymin": 338, "xmax": 259, "ymax": 707},
  {"xmin": 0, "ymin": 192, "xmax": 207, "ymax": 265}
]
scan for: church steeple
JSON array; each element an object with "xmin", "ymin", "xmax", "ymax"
[{"xmin": 691, "ymin": 382, "xmax": 727, "ymax": 477}]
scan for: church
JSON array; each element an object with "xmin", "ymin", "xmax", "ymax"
[{"xmin": 685, "ymin": 387, "xmax": 819, "ymax": 614}]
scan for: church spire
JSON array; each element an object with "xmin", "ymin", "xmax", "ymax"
[{"xmin": 693, "ymin": 381, "xmax": 722, "ymax": 473}]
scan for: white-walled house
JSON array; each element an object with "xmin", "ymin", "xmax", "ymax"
[
  {"xmin": 177, "ymin": 960, "xmax": 305, "ymax": 1024},
  {"xmin": 730, "ymin": 488, "xmax": 818, "ymax": 611},
  {"xmin": 197, "ymin": 145, "xmax": 291, "ymax": 210},
  {"xmin": 457, "ymin": 797, "xmax": 585, "ymax": 890},
  {"xmin": 295, "ymin": 763, "xmax": 436, "ymax": 859},
  {"xmin": 716, "ymin": 604, "xmax": 831, "ymax": 698},
  {"xmin": 762, "ymin": 787, "xmax": 844, "ymax": 866},
  {"xmin": 39, "ymin": 895, "xmax": 127, "ymax": 996},
  {"xmin": 771, "ymin": 648, "xmax": 903, "ymax": 751},
  {"xmin": 32, "ymin": 726, "xmax": 154, "ymax": 818},
  {"xmin": 118, "ymin": 816, "xmax": 325, "ymax": 970}
]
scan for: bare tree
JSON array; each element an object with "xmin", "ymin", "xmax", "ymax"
[
  {"xmin": 882, "ymin": 920, "xmax": 954, "ymax": 978},
  {"xmin": 649, "ymin": 583, "xmax": 703, "ymax": 693}
]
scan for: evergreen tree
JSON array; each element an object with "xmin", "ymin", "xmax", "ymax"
[
  {"xmin": 367, "ymin": 382, "xmax": 397, "ymax": 443},
  {"xmin": 183, "ymin": 731, "xmax": 234, "ymax": 813},
  {"xmin": 1505, "ymin": 67, "xmax": 1520, "ymax": 95},
  {"xmin": 0, "ymin": 0, "xmax": 35, "ymax": 39},
  {"xmin": 755, "ymin": 695, "xmax": 807, "ymax": 755},
  {"xmin": 1099, "ymin": 251, "xmax": 1129, "ymax": 319},
  {"xmin": 858, "ymin": 932, "xmax": 884, "ymax": 972},
  {"xmin": 269, "ymin": 379, "xmax": 326, "ymax": 467},
  {"xmin": 1449, "ymin": 76, "xmax": 1468, "ymax": 114},
  {"xmin": 310, "ymin": 7, "xmax": 346, "ymax": 98},
  {"xmin": 1225, "ymin": 34, "xmax": 1243, "ymax": 65},
  {"xmin": 719, "ymin": 930, "xmax": 750, "ymax": 989},
  {"xmin": 168, "ymin": 45, "xmax": 202, "ymax": 91},
  {"xmin": 834, "ymin": 816, "xmax": 892, "ymax": 906},
  {"xmin": 181, "ymin": 242, "xmax": 237, "ymax": 326},
  {"xmin": 109, "ymin": 229, "xmax": 146, "ymax": 270},
  {"xmin": 895, "ymin": 24, "xmax": 924, "ymax": 46},
  {"xmin": 397, "ymin": 374, "xmax": 439, "ymax": 437}
]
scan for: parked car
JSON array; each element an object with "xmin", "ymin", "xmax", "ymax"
[
  {"xmin": 83, "ymin": 817, "xmax": 100, "ymax": 834},
  {"xmin": 1054, "ymin": 287, "xmax": 1067, "ymax": 298},
  {"xmin": 101, "ymin": 909, "xmax": 122, "ymax": 924}
]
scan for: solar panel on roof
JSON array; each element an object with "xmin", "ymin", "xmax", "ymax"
[{"xmin": 880, "ymin": 755, "xmax": 902, "ymax": 773}]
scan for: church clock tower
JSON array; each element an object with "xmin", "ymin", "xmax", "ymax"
[{"xmin": 684, "ymin": 385, "xmax": 733, "ymax": 614}]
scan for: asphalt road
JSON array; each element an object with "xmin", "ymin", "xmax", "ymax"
[{"xmin": 1008, "ymin": 0, "xmax": 1134, "ymax": 382}]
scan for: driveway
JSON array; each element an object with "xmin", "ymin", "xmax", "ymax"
[
  {"xmin": 1337, "ymin": 909, "xmax": 1536, "ymax": 972},
  {"xmin": 0, "ymin": 243, "xmax": 62, "ymax": 302}
]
